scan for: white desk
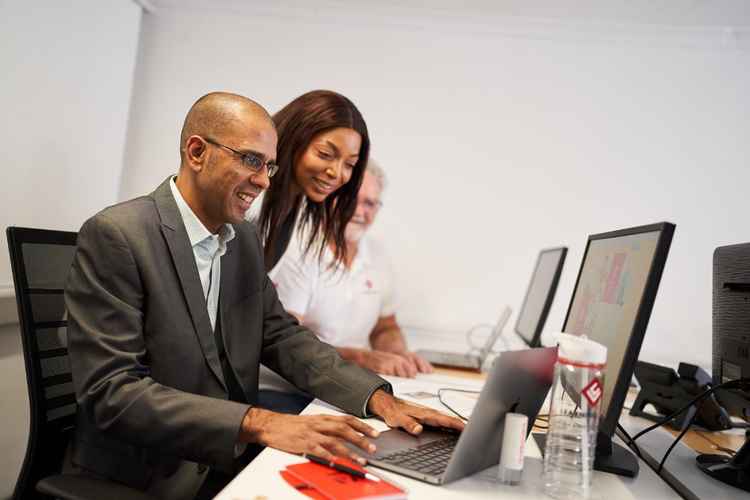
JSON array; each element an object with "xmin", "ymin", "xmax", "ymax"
[
  {"xmin": 618, "ymin": 411, "xmax": 746, "ymax": 500},
  {"xmin": 215, "ymin": 373, "xmax": 678, "ymax": 500}
]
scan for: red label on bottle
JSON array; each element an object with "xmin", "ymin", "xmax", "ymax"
[{"xmin": 582, "ymin": 378, "xmax": 603, "ymax": 407}]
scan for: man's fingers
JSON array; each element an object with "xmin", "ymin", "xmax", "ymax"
[
  {"xmin": 339, "ymin": 415, "xmax": 381, "ymax": 439},
  {"xmin": 388, "ymin": 410, "xmax": 423, "ymax": 434},
  {"xmin": 309, "ymin": 444, "xmax": 338, "ymax": 462},
  {"xmin": 308, "ymin": 442, "xmax": 367, "ymax": 466},
  {"xmin": 416, "ymin": 357, "xmax": 434, "ymax": 373},
  {"xmin": 323, "ymin": 421, "xmax": 377, "ymax": 454},
  {"xmin": 406, "ymin": 359, "xmax": 418, "ymax": 378},
  {"xmin": 414, "ymin": 407, "xmax": 466, "ymax": 431},
  {"xmin": 398, "ymin": 355, "xmax": 417, "ymax": 378},
  {"xmin": 317, "ymin": 415, "xmax": 380, "ymax": 440},
  {"xmin": 323, "ymin": 436, "xmax": 370, "ymax": 465},
  {"xmin": 390, "ymin": 354, "xmax": 416, "ymax": 378}
]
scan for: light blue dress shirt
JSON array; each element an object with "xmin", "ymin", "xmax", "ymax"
[{"xmin": 170, "ymin": 177, "xmax": 235, "ymax": 332}]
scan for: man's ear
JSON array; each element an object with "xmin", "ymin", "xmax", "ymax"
[{"xmin": 184, "ymin": 135, "xmax": 208, "ymax": 172}]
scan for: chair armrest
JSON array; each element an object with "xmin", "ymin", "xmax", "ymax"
[{"xmin": 37, "ymin": 474, "xmax": 160, "ymax": 500}]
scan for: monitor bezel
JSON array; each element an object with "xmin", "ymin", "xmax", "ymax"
[
  {"xmin": 515, "ymin": 247, "xmax": 568, "ymax": 348},
  {"xmin": 561, "ymin": 222, "xmax": 675, "ymax": 437}
]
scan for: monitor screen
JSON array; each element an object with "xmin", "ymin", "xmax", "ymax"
[
  {"xmin": 515, "ymin": 247, "xmax": 567, "ymax": 347},
  {"xmin": 562, "ymin": 224, "xmax": 674, "ymax": 436}
]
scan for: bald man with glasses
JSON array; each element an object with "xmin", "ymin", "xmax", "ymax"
[{"xmin": 62, "ymin": 93, "xmax": 463, "ymax": 499}]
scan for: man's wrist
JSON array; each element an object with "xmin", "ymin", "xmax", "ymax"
[
  {"xmin": 339, "ymin": 346, "xmax": 365, "ymax": 364},
  {"xmin": 238, "ymin": 407, "xmax": 271, "ymax": 444},
  {"xmin": 366, "ymin": 388, "xmax": 391, "ymax": 416}
]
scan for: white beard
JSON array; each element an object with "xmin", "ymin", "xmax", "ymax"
[{"xmin": 345, "ymin": 224, "xmax": 366, "ymax": 242}]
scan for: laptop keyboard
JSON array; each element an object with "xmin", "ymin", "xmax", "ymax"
[
  {"xmin": 440, "ymin": 352, "xmax": 473, "ymax": 365},
  {"xmin": 424, "ymin": 351, "xmax": 476, "ymax": 367},
  {"xmin": 378, "ymin": 435, "xmax": 459, "ymax": 476}
]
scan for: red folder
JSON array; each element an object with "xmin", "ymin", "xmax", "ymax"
[{"xmin": 283, "ymin": 458, "xmax": 407, "ymax": 500}]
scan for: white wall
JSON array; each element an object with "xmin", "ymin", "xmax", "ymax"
[
  {"xmin": 121, "ymin": 3, "xmax": 750, "ymax": 372},
  {"xmin": 0, "ymin": 1, "xmax": 143, "ymax": 497}
]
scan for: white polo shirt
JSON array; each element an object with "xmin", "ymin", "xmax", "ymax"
[{"xmin": 259, "ymin": 230, "xmax": 396, "ymax": 393}]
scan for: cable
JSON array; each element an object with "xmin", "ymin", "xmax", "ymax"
[
  {"xmin": 465, "ymin": 323, "xmax": 508, "ymax": 354},
  {"xmin": 531, "ymin": 413, "xmax": 549, "ymax": 429},
  {"xmin": 656, "ymin": 389, "xmax": 712, "ymax": 474},
  {"xmin": 617, "ymin": 422, "xmax": 641, "ymax": 459},
  {"xmin": 465, "ymin": 323, "xmax": 494, "ymax": 350},
  {"xmin": 631, "ymin": 379, "xmax": 745, "ymax": 443},
  {"xmin": 437, "ymin": 388, "xmax": 481, "ymax": 421},
  {"xmin": 438, "ymin": 386, "xmax": 549, "ymax": 431},
  {"xmin": 629, "ymin": 378, "xmax": 750, "ymax": 476}
]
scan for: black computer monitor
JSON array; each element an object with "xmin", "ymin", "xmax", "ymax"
[
  {"xmin": 515, "ymin": 247, "xmax": 567, "ymax": 348},
  {"xmin": 696, "ymin": 243, "xmax": 750, "ymax": 492},
  {"xmin": 561, "ymin": 222, "xmax": 675, "ymax": 477}
]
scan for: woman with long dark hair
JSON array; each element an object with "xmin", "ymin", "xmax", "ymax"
[{"xmin": 254, "ymin": 90, "xmax": 370, "ymax": 271}]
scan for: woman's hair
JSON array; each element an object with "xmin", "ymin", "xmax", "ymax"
[{"xmin": 258, "ymin": 90, "xmax": 370, "ymax": 270}]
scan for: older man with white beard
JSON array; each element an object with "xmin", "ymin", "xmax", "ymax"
[{"xmin": 258, "ymin": 160, "xmax": 433, "ymax": 414}]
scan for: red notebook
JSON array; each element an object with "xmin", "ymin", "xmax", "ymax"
[{"xmin": 284, "ymin": 458, "xmax": 407, "ymax": 500}]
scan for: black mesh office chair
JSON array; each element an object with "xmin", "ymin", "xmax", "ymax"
[{"xmin": 8, "ymin": 227, "xmax": 157, "ymax": 500}]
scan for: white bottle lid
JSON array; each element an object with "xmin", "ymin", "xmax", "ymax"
[{"xmin": 553, "ymin": 332, "xmax": 607, "ymax": 366}]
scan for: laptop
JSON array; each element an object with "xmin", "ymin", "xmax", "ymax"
[
  {"xmin": 346, "ymin": 347, "xmax": 558, "ymax": 485},
  {"xmin": 415, "ymin": 306, "xmax": 512, "ymax": 370}
]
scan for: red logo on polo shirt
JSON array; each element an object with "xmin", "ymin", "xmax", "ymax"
[
  {"xmin": 365, "ymin": 280, "xmax": 373, "ymax": 290},
  {"xmin": 582, "ymin": 378, "xmax": 603, "ymax": 407}
]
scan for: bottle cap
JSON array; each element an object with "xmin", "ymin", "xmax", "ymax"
[{"xmin": 553, "ymin": 332, "xmax": 607, "ymax": 366}]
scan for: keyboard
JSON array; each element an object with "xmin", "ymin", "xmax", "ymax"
[
  {"xmin": 378, "ymin": 435, "xmax": 459, "ymax": 476},
  {"xmin": 417, "ymin": 350, "xmax": 480, "ymax": 367}
]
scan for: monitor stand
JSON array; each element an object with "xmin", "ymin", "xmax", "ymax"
[
  {"xmin": 533, "ymin": 430, "xmax": 639, "ymax": 478},
  {"xmin": 696, "ymin": 437, "xmax": 750, "ymax": 492}
]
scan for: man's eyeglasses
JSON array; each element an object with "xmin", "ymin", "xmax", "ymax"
[
  {"xmin": 203, "ymin": 137, "xmax": 279, "ymax": 178},
  {"xmin": 359, "ymin": 198, "xmax": 382, "ymax": 211}
]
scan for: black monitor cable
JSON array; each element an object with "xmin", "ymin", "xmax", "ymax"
[
  {"xmin": 438, "ymin": 387, "xmax": 551, "ymax": 432},
  {"xmin": 533, "ymin": 414, "xmax": 549, "ymax": 430},
  {"xmin": 617, "ymin": 423, "xmax": 642, "ymax": 459},
  {"xmin": 630, "ymin": 378, "xmax": 750, "ymax": 475},
  {"xmin": 437, "ymin": 388, "xmax": 481, "ymax": 421}
]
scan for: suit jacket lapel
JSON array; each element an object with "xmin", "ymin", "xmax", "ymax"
[
  {"xmin": 220, "ymin": 237, "xmax": 254, "ymax": 404},
  {"xmin": 219, "ymin": 240, "xmax": 236, "ymax": 352},
  {"xmin": 153, "ymin": 178, "xmax": 227, "ymax": 392}
]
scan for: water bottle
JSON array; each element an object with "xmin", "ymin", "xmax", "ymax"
[{"xmin": 541, "ymin": 332, "xmax": 607, "ymax": 500}]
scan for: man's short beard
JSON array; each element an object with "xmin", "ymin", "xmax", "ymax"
[{"xmin": 344, "ymin": 225, "xmax": 365, "ymax": 242}]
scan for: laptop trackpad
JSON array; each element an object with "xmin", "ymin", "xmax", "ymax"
[{"xmin": 347, "ymin": 427, "xmax": 457, "ymax": 459}]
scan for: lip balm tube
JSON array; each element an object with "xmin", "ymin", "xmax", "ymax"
[{"xmin": 498, "ymin": 412, "xmax": 528, "ymax": 485}]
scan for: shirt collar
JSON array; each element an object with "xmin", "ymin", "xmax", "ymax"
[
  {"xmin": 356, "ymin": 234, "xmax": 373, "ymax": 267},
  {"xmin": 348, "ymin": 234, "xmax": 373, "ymax": 276},
  {"xmin": 169, "ymin": 176, "xmax": 235, "ymax": 248}
]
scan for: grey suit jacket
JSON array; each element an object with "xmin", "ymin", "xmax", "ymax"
[{"xmin": 62, "ymin": 178, "xmax": 389, "ymax": 499}]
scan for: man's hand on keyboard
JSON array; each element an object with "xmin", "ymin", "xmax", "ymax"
[
  {"xmin": 367, "ymin": 389, "xmax": 466, "ymax": 436},
  {"xmin": 238, "ymin": 408, "xmax": 380, "ymax": 465}
]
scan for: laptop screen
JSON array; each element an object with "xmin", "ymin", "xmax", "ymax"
[
  {"xmin": 478, "ymin": 306, "xmax": 512, "ymax": 359},
  {"xmin": 515, "ymin": 248, "xmax": 566, "ymax": 347}
]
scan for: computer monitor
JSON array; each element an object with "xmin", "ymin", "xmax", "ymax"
[
  {"xmin": 696, "ymin": 243, "xmax": 750, "ymax": 492},
  {"xmin": 562, "ymin": 222, "xmax": 675, "ymax": 477},
  {"xmin": 515, "ymin": 247, "xmax": 567, "ymax": 348}
]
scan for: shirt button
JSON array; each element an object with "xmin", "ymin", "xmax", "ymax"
[{"xmin": 197, "ymin": 464, "xmax": 207, "ymax": 475}]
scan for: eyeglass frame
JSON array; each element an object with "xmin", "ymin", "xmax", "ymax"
[
  {"xmin": 358, "ymin": 197, "xmax": 383, "ymax": 211},
  {"xmin": 202, "ymin": 137, "xmax": 279, "ymax": 178}
]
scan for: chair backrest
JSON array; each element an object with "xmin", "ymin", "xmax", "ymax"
[{"xmin": 7, "ymin": 226, "xmax": 79, "ymax": 500}]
